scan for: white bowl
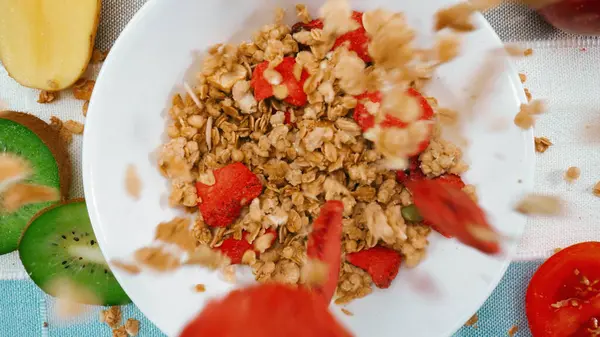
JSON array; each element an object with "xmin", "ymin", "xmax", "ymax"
[{"xmin": 82, "ymin": 0, "xmax": 534, "ymax": 336}]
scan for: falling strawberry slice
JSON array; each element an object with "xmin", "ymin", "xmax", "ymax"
[
  {"xmin": 346, "ymin": 246, "xmax": 402, "ymax": 289},
  {"xmin": 306, "ymin": 200, "xmax": 344, "ymax": 304},
  {"xmin": 354, "ymin": 88, "xmax": 435, "ymax": 154},
  {"xmin": 404, "ymin": 179, "xmax": 501, "ymax": 254},
  {"xmin": 179, "ymin": 283, "xmax": 352, "ymax": 337},
  {"xmin": 196, "ymin": 163, "xmax": 263, "ymax": 228},
  {"xmin": 216, "ymin": 230, "xmax": 277, "ymax": 264},
  {"xmin": 250, "ymin": 57, "xmax": 310, "ymax": 106},
  {"xmin": 292, "ymin": 11, "xmax": 371, "ymax": 62}
]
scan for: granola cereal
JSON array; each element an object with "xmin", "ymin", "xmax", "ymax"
[
  {"xmin": 72, "ymin": 79, "xmax": 95, "ymax": 101},
  {"xmin": 100, "ymin": 306, "xmax": 122, "ymax": 328},
  {"xmin": 112, "ymin": 326, "xmax": 127, "ymax": 337},
  {"xmin": 534, "ymin": 136, "xmax": 552, "ymax": 153},
  {"xmin": 508, "ymin": 325, "xmax": 518, "ymax": 337},
  {"xmin": 194, "ymin": 284, "xmax": 206, "ymax": 292},
  {"xmin": 515, "ymin": 194, "xmax": 561, "ymax": 216},
  {"xmin": 63, "ymin": 120, "xmax": 85, "ymax": 135},
  {"xmin": 82, "ymin": 101, "xmax": 90, "ymax": 117},
  {"xmin": 125, "ymin": 165, "xmax": 142, "ymax": 199},
  {"xmin": 465, "ymin": 313, "xmax": 478, "ymax": 327},
  {"xmin": 91, "ymin": 49, "xmax": 109, "ymax": 64},
  {"xmin": 38, "ymin": 90, "xmax": 59, "ymax": 104},
  {"xmin": 564, "ymin": 166, "xmax": 581, "ymax": 182},
  {"xmin": 594, "ymin": 182, "xmax": 600, "ymax": 197},
  {"xmin": 49, "ymin": 116, "xmax": 74, "ymax": 145},
  {"xmin": 152, "ymin": 1, "xmax": 487, "ymax": 304},
  {"xmin": 124, "ymin": 318, "xmax": 140, "ymax": 336}
]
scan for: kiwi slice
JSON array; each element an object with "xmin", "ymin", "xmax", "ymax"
[
  {"xmin": 0, "ymin": 111, "xmax": 71, "ymax": 254},
  {"xmin": 19, "ymin": 200, "xmax": 130, "ymax": 305}
]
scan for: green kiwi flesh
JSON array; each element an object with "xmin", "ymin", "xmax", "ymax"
[
  {"xmin": 19, "ymin": 200, "xmax": 130, "ymax": 305},
  {"xmin": 0, "ymin": 116, "xmax": 63, "ymax": 254}
]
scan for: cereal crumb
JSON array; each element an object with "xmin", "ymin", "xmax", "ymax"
[
  {"xmin": 100, "ymin": 306, "xmax": 122, "ymax": 328},
  {"xmin": 125, "ymin": 165, "xmax": 142, "ymax": 199},
  {"xmin": 72, "ymin": 79, "xmax": 95, "ymax": 101},
  {"xmin": 221, "ymin": 265, "xmax": 237, "ymax": 284},
  {"xmin": 194, "ymin": 284, "xmax": 206, "ymax": 292},
  {"xmin": 524, "ymin": 88, "xmax": 532, "ymax": 102},
  {"xmin": 110, "ymin": 260, "xmax": 141, "ymax": 275},
  {"xmin": 112, "ymin": 326, "xmax": 127, "ymax": 337},
  {"xmin": 63, "ymin": 120, "xmax": 84, "ymax": 135},
  {"xmin": 564, "ymin": 166, "xmax": 581, "ymax": 182},
  {"xmin": 524, "ymin": 48, "xmax": 533, "ymax": 56},
  {"xmin": 593, "ymin": 182, "xmax": 600, "ymax": 197},
  {"xmin": 465, "ymin": 313, "xmax": 478, "ymax": 327},
  {"xmin": 43, "ymin": 322, "xmax": 48, "ymax": 328},
  {"xmin": 341, "ymin": 308, "xmax": 354, "ymax": 316},
  {"xmin": 49, "ymin": 116, "xmax": 73, "ymax": 145},
  {"xmin": 38, "ymin": 90, "xmax": 58, "ymax": 103},
  {"xmin": 82, "ymin": 101, "xmax": 89, "ymax": 117},
  {"xmin": 518, "ymin": 73, "xmax": 527, "ymax": 83},
  {"xmin": 124, "ymin": 318, "xmax": 140, "ymax": 336},
  {"xmin": 534, "ymin": 137, "xmax": 552, "ymax": 153},
  {"xmin": 435, "ymin": 2, "xmax": 476, "ymax": 32},
  {"xmin": 515, "ymin": 194, "xmax": 561, "ymax": 216},
  {"xmin": 508, "ymin": 325, "xmax": 518, "ymax": 336},
  {"xmin": 553, "ymin": 247, "xmax": 562, "ymax": 254},
  {"xmin": 134, "ymin": 246, "xmax": 181, "ymax": 272}
]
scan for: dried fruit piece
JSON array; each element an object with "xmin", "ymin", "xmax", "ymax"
[
  {"xmin": 179, "ymin": 283, "xmax": 352, "ymax": 337},
  {"xmin": 216, "ymin": 229, "xmax": 277, "ymax": 264},
  {"xmin": 306, "ymin": 200, "xmax": 344, "ymax": 303},
  {"xmin": 346, "ymin": 246, "xmax": 402, "ymax": 288},
  {"xmin": 195, "ymin": 163, "xmax": 263, "ymax": 227},
  {"xmin": 396, "ymin": 156, "xmax": 425, "ymax": 183},
  {"xmin": 250, "ymin": 57, "xmax": 310, "ymax": 106},
  {"xmin": 353, "ymin": 88, "xmax": 434, "ymax": 153},
  {"xmin": 405, "ymin": 178, "xmax": 500, "ymax": 254}
]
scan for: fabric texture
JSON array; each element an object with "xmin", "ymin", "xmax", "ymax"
[{"xmin": 0, "ymin": 0, "xmax": 598, "ymax": 336}]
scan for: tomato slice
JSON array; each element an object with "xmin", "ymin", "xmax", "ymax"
[{"xmin": 526, "ymin": 242, "xmax": 600, "ymax": 337}]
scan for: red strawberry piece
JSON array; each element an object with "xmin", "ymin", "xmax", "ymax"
[
  {"xmin": 250, "ymin": 57, "xmax": 310, "ymax": 107},
  {"xmin": 396, "ymin": 156, "xmax": 425, "ymax": 184},
  {"xmin": 306, "ymin": 200, "xmax": 344, "ymax": 304},
  {"xmin": 423, "ymin": 219, "xmax": 453, "ymax": 238},
  {"xmin": 332, "ymin": 11, "xmax": 370, "ymax": 62},
  {"xmin": 346, "ymin": 246, "xmax": 402, "ymax": 289},
  {"xmin": 404, "ymin": 179, "xmax": 500, "ymax": 254},
  {"xmin": 196, "ymin": 163, "xmax": 263, "ymax": 228},
  {"xmin": 433, "ymin": 174, "xmax": 466, "ymax": 190},
  {"xmin": 216, "ymin": 229, "xmax": 277, "ymax": 264},
  {"xmin": 179, "ymin": 283, "xmax": 352, "ymax": 337},
  {"xmin": 353, "ymin": 88, "xmax": 434, "ymax": 154}
]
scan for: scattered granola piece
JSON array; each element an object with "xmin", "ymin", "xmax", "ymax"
[
  {"xmin": 553, "ymin": 247, "xmax": 562, "ymax": 254},
  {"xmin": 519, "ymin": 73, "xmax": 527, "ymax": 83},
  {"xmin": 508, "ymin": 325, "xmax": 518, "ymax": 336},
  {"xmin": 124, "ymin": 318, "xmax": 140, "ymax": 336},
  {"xmin": 301, "ymin": 259, "xmax": 329, "ymax": 286},
  {"xmin": 72, "ymin": 79, "xmax": 95, "ymax": 100},
  {"xmin": 564, "ymin": 166, "xmax": 581, "ymax": 182},
  {"xmin": 221, "ymin": 265, "xmax": 237, "ymax": 283},
  {"xmin": 319, "ymin": 0, "xmax": 359, "ymax": 37},
  {"xmin": 514, "ymin": 100, "xmax": 545, "ymax": 130},
  {"xmin": 515, "ymin": 194, "xmax": 561, "ymax": 216},
  {"xmin": 100, "ymin": 306, "xmax": 122, "ymax": 328},
  {"xmin": 524, "ymin": 48, "xmax": 533, "ymax": 56},
  {"xmin": 435, "ymin": 34, "xmax": 461, "ymax": 63},
  {"xmin": 63, "ymin": 120, "xmax": 84, "ymax": 135},
  {"xmin": 1, "ymin": 183, "xmax": 59, "ymax": 212},
  {"xmin": 435, "ymin": 2, "xmax": 476, "ymax": 32},
  {"xmin": 0, "ymin": 154, "xmax": 30, "ymax": 184},
  {"xmin": 110, "ymin": 260, "xmax": 141, "ymax": 275},
  {"xmin": 593, "ymin": 182, "xmax": 600, "ymax": 197},
  {"xmin": 112, "ymin": 326, "xmax": 128, "ymax": 337},
  {"xmin": 534, "ymin": 137, "xmax": 552, "ymax": 153},
  {"xmin": 134, "ymin": 246, "xmax": 181, "ymax": 272},
  {"xmin": 341, "ymin": 308, "xmax": 354, "ymax": 316},
  {"xmin": 185, "ymin": 245, "xmax": 231, "ymax": 269},
  {"xmin": 38, "ymin": 90, "xmax": 58, "ymax": 104},
  {"xmin": 82, "ymin": 101, "xmax": 89, "ymax": 117},
  {"xmin": 125, "ymin": 165, "xmax": 142, "ymax": 200},
  {"xmin": 49, "ymin": 116, "xmax": 73, "ymax": 145},
  {"xmin": 295, "ymin": 4, "xmax": 311, "ymax": 23},
  {"xmin": 91, "ymin": 49, "xmax": 109, "ymax": 64},
  {"xmin": 524, "ymin": 88, "xmax": 532, "ymax": 102},
  {"xmin": 437, "ymin": 107, "xmax": 458, "ymax": 125},
  {"xmin": 465, "ymin": 313, "xmax": 478, "ymax": 327},
  {"xmin": 194, "ymin": 284, "xmax": 206, "ymax": 293},
  {"xmin": 154, "ymin": 217, "xmax": 196, "ymax": 252}
]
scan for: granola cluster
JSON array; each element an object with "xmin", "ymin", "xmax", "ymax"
[{"xmin": 156, "ymin": 3, "xmax": 470, "ymax": 303}]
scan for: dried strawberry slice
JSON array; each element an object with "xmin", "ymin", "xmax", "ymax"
[
  {"xmin": 196, "ymin": 163, "xmax": 263, "ymax": 228},
  {"xmin": 179, "ymin": 283, "xmax": 352, "ymax": 337},
  {"xmin": 307, "ymin": 200, "xmax": 344, "ymax": 304},
  {"xmin": 217, "ymin": 230, "xmax": 277, "ymax": 264},
  {"xmin": 250, "ymin": 57, "xmax": 310, "ymax": 107},
  {"xmin": 354, "ymin": 88, "xmax": 434, "ymax": 154},
  {"xmin": 346, "ymin": 246, "xmax": 402, "ymax": 289},
  {"xmin": 404, "ymin": 179, "xmax": 500, "ymax": 254}
]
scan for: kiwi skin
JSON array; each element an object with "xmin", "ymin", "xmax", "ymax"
[
  {"xmin": 1, "ymin": 111, "xmax": 71, "ymax": 197},
  {"xmin": 19, "ymin": 199, "xmax": 131, "ymax": 306}
]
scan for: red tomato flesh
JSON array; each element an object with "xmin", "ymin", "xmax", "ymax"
[{"xmin": 526, "ymin": 241, "xmax": 600, "ymax": 337}]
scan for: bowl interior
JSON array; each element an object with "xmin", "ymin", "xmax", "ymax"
[{"xmin": 83, "ymin": 0, "xmax": 534, "ymax": 336}]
